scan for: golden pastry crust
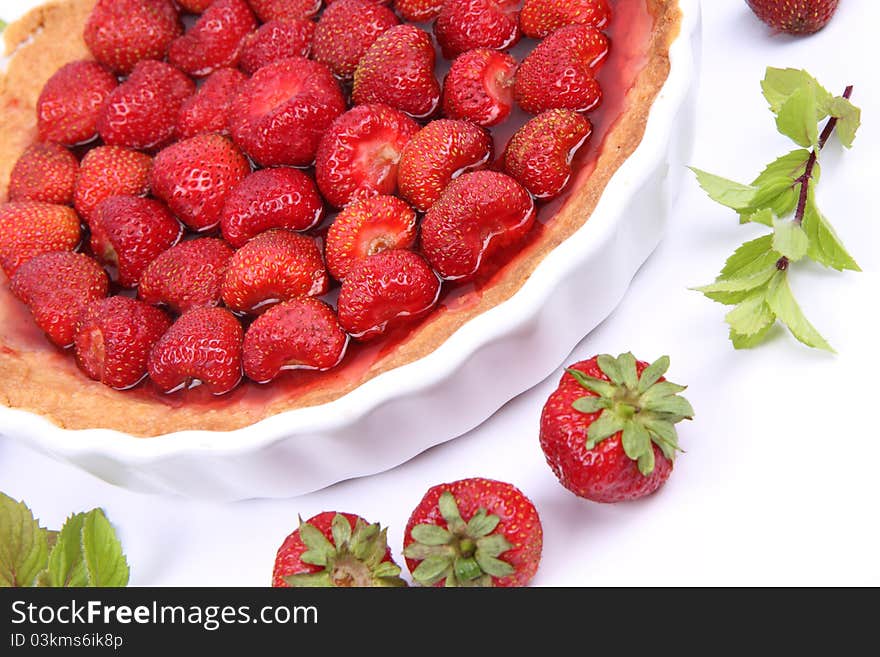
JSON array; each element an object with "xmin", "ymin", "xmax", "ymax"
[{"xmin": 0, "ymin": 0, "xmax": 681, "ymax": 436}]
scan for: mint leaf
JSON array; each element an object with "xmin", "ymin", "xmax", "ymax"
[
  {"xmin": 689, "ymin": 168, "xmax": 757, "ymax": 210},
  {"xmin": 740, "ymin": 208, "xmax": 774, "ymax": 227},
  {"xmin": 802, "ymin": 192, "xmax": 860, "ymax": 271},
  {"xmin": 730, "ymin": 323, "xmax": 775, "ymax": 349},
  {"xmin": 762, "ymin": 68, "xmax": 832, "ymax": 116},
  {"xmin": 720, "ymin": 235, "xmax": 778, "ymax": 278},
  {"xmin": 776, "ymin": 86, "xmax": 819, "ymax": 148},
  {"xmin": 724, "ymin": 291, "xmax": 775, "ymax": 338},
  {"xmin": 772, "ymin": 216, "xmax": 809, "ymax": 261},
  {"xmin": 0, "ymin": 493, "xmax": 49, "ymax": 587},
  {"xmin": 827, "ymin": 96, "xmax": 860, "ymax": 148},
  {"xmin": 737, "ymin": 150, "xmax": 812, "ymax": 222},
  {"xmin": 693, "ymin": 266, "xmax": 776, "ymax": 297},
  {"xmin": 45, "ymin": 513, "xmax": 89, "ymax": 587},
  {"xmin": 766, "ymin": 271, "xmax": 833, "ymax": 352},
  {"xmin": 82, "ymin": 509, "xmax": 129, "ymax": 587}
]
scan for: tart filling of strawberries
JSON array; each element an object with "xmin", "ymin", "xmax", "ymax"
[{"xmin": 0, "ymin": 0, "xmax": 682, "ymax": 435}]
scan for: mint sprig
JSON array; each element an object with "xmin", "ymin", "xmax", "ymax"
[
  {"xmin": 690, "ymin": 68, "xmax": 861, "ymax": 351},
  {"xmin": 0, "ymin": 493, "xmax": 129, "ymax": 587}
]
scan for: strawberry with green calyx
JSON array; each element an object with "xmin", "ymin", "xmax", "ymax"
[
  {"xmin": 540, "ymin": 354, "xmax": 693, "ymax": 503},
  {"xmin": 274, "ymin": 512, "xmax": 406, "ymax": 588}
]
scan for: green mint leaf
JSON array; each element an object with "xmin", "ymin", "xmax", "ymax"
[
  {"xmin": 730, "ymin": 323, "xmax": 776, "ymax": 349},
  {"xmin": 737, "ymin": 150, "xmax": 812, "ymax": 222},
  {"xmin": 0, "ymin": 493, "xmax": 49, "ymax": 587},
  {"xmin": 81, "ymin": 509, "xmax": 129, "ymax": 587},
  {"xmin": 776, "ymin": 86, "xmax": 819, "ymax": 148},
  {"xmin": 720, "ymin": 235, "xmax": 778, "ymax": 279},
  {"xmin": 772, "ymin": 216, "xmax": 809, "ymax": 261},
  {"xmin": 724, "ymin": 291, "xmax": 775, "ymax": 338},
  {"xmin": 689, "ymin": 168, "xmax": 757, "ymax": 210},
  {"xmin": 762, "ymin": 68, "xmax": 832, "ymax": 116},
  {"xmin": 827, "ymin": 96, "xmax": 860, "ymax": 148},
  {"xmin": 802, "ymin": 192, "xmax": 860, "ymax": 271},
  {"xmin": 693, "ymin": 266, "xmax": 776, "ymax": 296},
  {"xmin": 740, "ymin": 208, "xmax": 774, "ymax": 227},
  {"xmin": 766, "ymin": 271, "xmax": 834, "ymax": 352},
  {"xmin": 45, "ymin": 513, "xmax": 89, "ymax": 587}
]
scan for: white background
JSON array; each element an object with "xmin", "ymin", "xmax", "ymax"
[{"xmin": 1, "ymin": 0, "xmax": 878, "ymax": 586}]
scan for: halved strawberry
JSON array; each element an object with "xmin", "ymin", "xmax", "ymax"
[
  {"xmin": 514, "ymin": 24, "xmax": 608, "ymax": 114},
  {"xmin": 0, "ymin": 202, "xmax": 81, "ymax": 276},
  {"xmin": 441, "ymin": 49, "xmax": 517, "ymax": 127},
  {"xmin": 315, "ymin": 104, "xmax": 420, "ymax": 208},
  {"xmin": 139, "ymin": 238, "xmax": 234, "ymax": 313},
  {"xmin": 352, "ymin": 25, "xmax": 441, "ymax": 119},
  {"xmin": 434, "ymin": 0, "xmax": 521, "ymax": 59},
  {"xmin": 397, "ymin": 120, "xmax": 493, "ymax": 212},
  {"xmin": 220, "ymin": 167, "xmax": 324, "ymax": 247},
  {"xmin": 36, "ymin": 61, "xmax": 117, "ymax": 146},
  {"xmin": 148, "ymin": 306, "xmax": 244, "ymax": 394},
  {"xmin": 150, "ymin": 133, "xmax": 251, "ymax": 232},
  {"xmin": 74, "ymin": 146, "xmax": 153, "ymax": 227},
  {"xmin": 420, "ymin": 170, "xmax": 535, "ymax": 280},
  {"xmin": 243, "ymin": 298, "xmax": 349, "ymax": 382},
  {"xmin": 248, "ymin": 0, "xmax": 322, "ymax": 21},
  {"xmin": 221, "ymin": 229, "xmax": 328, "ymax": 314},
  {"xmin": 8, "ymin": 143, "xmax": 79, "ymax": 205},
  {"xmin": 520, "ymin": 0, "xmax": 611, "ymax": 39},
  {"xmin": 169, "ymin": 0, "xmax": 257, "ymax": 77},
  {"xmin": 75, "ymin": 296, "xmax": 171, "ymax": 390},
  {"xmin": 325, "ymin": 195, "xmax": 417, "ymax": 280},
  {"xmin": 229, "ymin": 57, "xmax": 346, "ymax": 167},
  {"xmin": 84, "ymin": 0, "xmax": 183, "ymax": 74},
  {"xmin": 90, "ymin": 196, "xmax": 183, "ymax": 288},
  {"xmin": 97, "ymin": 60, "xmax": 195, "ymax": 151},
  {"xmin": 313, "ymin": 0, "xmax": 399, "ymax": 79},
  {"xmin": 394, "ymin": 0, "xmax": 443, "ymax": 22},
  {"xmin": 503, "ymin": 109, "xmax": 592, "ymax": 198},
  {"xmin": 10, "ymin": 252, "xmax": 108, "ymax": 348},
  {"xmin": 337, "ymin": 249, "xmax": 440, "ymax": 340},
  {"xmin": 177, "ymin": 68, "xmax": 248, "ymax": 140},
  {"xmin": 239, "ymin": 19, "xmax": 316, "ymax": 75}
]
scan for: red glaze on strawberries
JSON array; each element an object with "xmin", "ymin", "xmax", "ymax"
[
  {"xmin": 0, "ymin": 202, "xmax": 81, "ymax": 276},
  {"xmin": 520, "ymin": 0, "xmax": 611, "ymax": 38},
  {"xmin": 8, "ymin": 143, "xmax": 79, "ymax": 206},
  {"xmin": 74, "ymin": 146, "xmax": 153, "ymax": 227},
  {"xmin": 169, "ymin": 0, "xmax": 257, "ymax": 77},
  {"xmin": 177, "ymin": 68, "xmax": 248, "ymax": 140},
  {"xmin": 313, "ymin": 0, "xmax": 399, "ymax": 79},
  {"xmin": 434, "ymin": 0, "xmax": 521, "ymax": 59},
  {"xmin": 441, "ymin": 49, "xmax": 518, "ymax": 127},
  {"xmin": 36, "ymin": 61, "xmax": 117, "ymax": 146},
  {"xmin": 239, "ymin": 20, "xmax": 316, "ymax": 74}
]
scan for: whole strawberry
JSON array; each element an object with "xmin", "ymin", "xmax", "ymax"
[
  {"xmin": 36, "ymin": 61, "xmax": 117, "ymax": 146},
  {"xmin": 10, "ymin": 252, "xmax": 109, "ymax": 349},
  {"xmin": 84, "ymin": 0, "xmax": 183, "ymax": 74},
  {"xmin": 8, "ymin": 143, "xmax": 79, "ymax": 205},
  {"xmin": 0, "ymin": 202, "xmax": 81, "ymax": 276},
  {"xmin": 272, "ymin": 512, "xmax": 406, "ymax": 587},
  {"xmin": 403, "ymin": 478, "xmax": 542, "ymax": 587},
  {"xmin": 74, "ymin": 146, "xmax": 153, "ymax": 227},
  {"xmin": 177, "ymin": 68, "xmax": 248, "ymax": 140},
  {"xmin": 394, "ymin": 0, "xmax": 443, "ymax": 22},
  {"xmin": 746, "ymin": 0, "xmax": 838, "ymax": 35},
  {"xmin": 441, "ymin": 49, "xmax": 518, "ymax": 127},
  {"xmin": 249, "ymin": 0, "xmax": 322, "ymax": 22},
  {"xmin": 520, "ymin": 0, "xmax": 611, "ymax": 39},
  {"xmin": 169, "ymin": 0, "xmax": 257, "ymax": 77},
  {"xmin": 434, "ymin": 0, "xmax": 521, "ymax": 59},
  {"xmin": 313, "ymin": 0, "xmax": 399, "ymax": 79},
  {"xmin": 75, "ymin": 296, "xmax": 171, "ymax": 390},
  {"xmin": 239, "ymin": 19, "xmax": 316, "ymax": 74},
  {"xmin": 540, "ymin": 354, "xmax": 693, "ymax": 503}
]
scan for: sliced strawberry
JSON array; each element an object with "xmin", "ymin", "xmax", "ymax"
[
  {"xmin": 325, "ymin": 195, "xmax": 417, "ymax": 280},
  {"xmin": 75, "ymin": 296, "xmax": 171, "ymax": 390},
  {"xmin": 352, "ymin": 25, "xmax": 441, "ymax": 119},
  {"xmin": 169, "ymin": 0, "xmax": 257, "ymax": 77},
  {"xmin": 441, "ymin": 49, "xmax": 518, "ymax": 127},
  {"xmin": 420, "ymin": 170, "xmax": 535, "ymax": 280},
  {"xmin": 434, "ymin": 0, "xmax": 521, "ymax": 59},
  {"xmin": 220, "ymin": 167, "xmax": 324, "ymax": 247},
  {"xmin": 90, "ymin": 196, "xmax": 183, "ymax": 288},
  {"xmin": 97, "ymin": 60, "xmax": 195, "ymax": 151},
  {"xmin": 148, "ymin": 306, "xmax": 244, "ymax": 394},
  {"xmin": 139, "ymin": 238, "xmax": 234, "ymax": 313},
  {"xmin": 520, "ymin": 0, "xmax": 611, "ymax": 38},
  {"xmin": 8, "ymin": 143, "xmax": 79, "ymax": 205},
  {"xmin": 229, "ymin": 57, "xmax": 346, "ymax": 167},
  {"xmin": 239, "ymin": 19, "xmax": 316, "ymax": 75},
  {"xmin": 84, "ymin": 0, "xmax": 182, "ymax": 74},
  {"xmin": 397, "ymin": 119, "xmax": 493, "ymax": 212},
  {"xmin": 177, "ymin": 68, "xmax": 248, "ymax": 140},
  {"xmin": 36, "ymin": 61, "xmax": 117, "ymax": 146},
  {"xmin": 503, "ymin": 109, "xmax": 592, "ymax": 198},
  {"xmin": 315, "ymin": 104, "xmax": 420, "ymax": 209},
  {"xmin": 394, "ymin": 0, "xmax": 443, "ymax": 22},
  {"xmin": 248, "ymin": 0, "xmax": 322, "ymax": 21},
  {"xmin": 514, "ymin": 24, "xmax": 608, "ymax": 114},
  {"xmin": 74, "ymin": 146, "xmax": 153, "ymax": 227},
  {"xmin": 10, "ymin": 252, "xmax": 108, "ymax": 349},
  {"xmin": 221, "ymin": 229, "xmax": 328, "ymax": 314},
  {"xmin": 150, "ymin": 133, "xmax": 251, "ymax": 232},
  {"xmin": 0, "ymin": 202, "xmax": 81, "ymax": 276},
  {"xmin": 313, "ymin": 0, "xmax": 399, "ymax": 79},
  {"xmin": 337, "ymin": 249, "xmax": 440, "ymax": 340},
  {"xmin": 243, "ymin": 298, "xmax": 348, "ymax": 382}
]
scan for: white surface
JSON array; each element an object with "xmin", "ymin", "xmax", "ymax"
[{"xmin": 2, "ymin": 1, "xmax": 878, "ymax": 585}]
